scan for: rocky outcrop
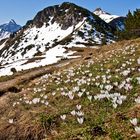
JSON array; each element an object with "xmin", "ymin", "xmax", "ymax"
[{"xmin": 26, "ymin": 2, "xmax": 111, "ymax": 30}]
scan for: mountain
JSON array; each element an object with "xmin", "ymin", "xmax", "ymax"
[
  {"xmin": 0, "ymin": 19, "xmax": 21, "ymax": 41},
  {"xmin": 93, "ymin": 8, "xmax": 119, "ymax": 23},
  {"xmin": 93, "ymin": 8, "xmax": 125, "ymax": 31},
  {"xmin": 0, "ymin": 2, "xmax": 115, "ymax": 76},
  {"xmin": 109, "ymin": 17, "xmax": 126, "ymax": 31}
]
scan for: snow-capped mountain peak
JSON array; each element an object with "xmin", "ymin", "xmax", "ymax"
[
  {"xmin": 94, "ymin": 8, "xmax": 111, "ymax": 16},
  {"xmin": 93, "ymin": 8, "xmax": 119, "ymax": 23},
  {"xmin": 0, "ymin": 20, "xmax": 21, "ymax": 41},
  {"xmin": 8, "ymin": 19, "xmax": 17, "ymax": 24}
]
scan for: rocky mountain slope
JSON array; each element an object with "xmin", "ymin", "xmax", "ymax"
[
  {"xmin": 109, "ymin": 17, "xmax": 125, "ymax": 31},
  {"xmin": 94, "ymin": 8, "xmax": 125, "ymax": 31},
  {"xmin": 0, "ymin": 2, "xmax": 115, "ymax": 77},
  {"xmin": 0, "ymin": 19, "xmax": 21, "ymax": 41}
]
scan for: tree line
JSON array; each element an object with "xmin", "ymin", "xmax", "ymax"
[{"xmin": 118, "ymin": 8, "xmax": 140, "ymax": 40}]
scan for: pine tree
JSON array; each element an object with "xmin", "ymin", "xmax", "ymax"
[
  {"xmin": 118, "ymin": 9, "xmax": 140, "ymax": 40},
  {"xmin": 125, "ymin": 10, "xmax": 133, "ymax": 31}
]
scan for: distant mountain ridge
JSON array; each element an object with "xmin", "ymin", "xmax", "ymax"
[
  {"xmin": 93, "ymin": 8, "xmax": 125, "ymax": 31},
  {"xmin": 0, "ymin": 19, "xmax": 21, "ymax": 41}
]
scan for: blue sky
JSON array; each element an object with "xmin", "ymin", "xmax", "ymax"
[{"xmin": 0, "ymin": 0, "xmax": 140, "ymax": 25}]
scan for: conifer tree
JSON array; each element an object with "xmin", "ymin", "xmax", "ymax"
[{"xmin": 118, "ymin": 9, "xmax": 140, "ymax": 40}]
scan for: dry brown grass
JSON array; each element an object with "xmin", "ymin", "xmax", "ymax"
[{"xmin": 0, "ymin": 38, "xmax": 140, "ymax": 139}]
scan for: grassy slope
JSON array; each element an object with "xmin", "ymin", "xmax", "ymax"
[{"xmin": 0, "ymin": 39, "xmax": 140, "ymax": 140}]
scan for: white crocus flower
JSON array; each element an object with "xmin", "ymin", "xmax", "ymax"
[
  {"xmin": 45, "ymin": 101, "xmax": 49, "ymax": 106},
  {"xmin": 86, "ymin": 92, "xmax": 90, "ymax": 96},
  {"xmin": 124, "ymin": 83, "xmax": 133, "ymax": 91},
  {"xmin": 78, "ymin": 92, "xmax": 83, "ymax": 97},
  {"xmin": 77, "ymin": 117, "xmax": 84, "ymax": 124},
  {"xmin": 9, "ymin": 119, "xmax": 14, "ymax": 124},
  {"xmin": 52, "ymin": 92, "xmax": 56, "ymax": 96},
  {"xmin": 89, "ymin": 73, "xmax": 92, "ymax": 77},
  {"xmin": 29, "ymin": 101, "xmax": 32, "ymax": 104},
  {"xmin": 87, "ymin": 95, "xmax": 92, "ymax": 101},
  {"xmin": 68, "ymin": 94, "xmax": 74, "ymax": 100},
  {"xmin": 13, "ymin": 102, "xmax": 17, "ymax": 107},
  {"xmin": 61, "ymin": 92, "xmax": 67, "ymax": 96},
  {"xmin": 116, "ymin": 99, "xmax": 123, "ymax": 105},
  {"xmin": 60, "ymin": 115, "xmax": 66, "ymax": 120},
  {"xmin": 76, "ymin": 105, "xmax": 82, "ymax": 110},
  {"xmin": 136, "ymin": 77, "xmax": 140, "ymax": 84},
  {"xmin": 32, "ymin": 98, "xmax": 40, "ymax": 104},
  {"xmin": 137, "ymin": 58, "xmax": 140, "ymax": 65},
  {"xmin": 105, "ymin": 85, "xmax": 113, "ymax": 91},
  {"xmin": 44, "ymin": 95, "xmax": 48, "ymax": 99},
  {"xmin": 122, "ymin": 63, "xmax": 126, "ymax": 67},
  {"xmin": 24, "ymin": 100, "xmax": 29, "ymax": 104},
  {"xmin": 135, "ymin": 126, "xmax": 140, "ymax": 135},
  {"xmin": 113, "ymin": 82, "xmax": 118, "ymax": 86},
  {"xmin": 76, "ymin": 111, "xmax": 84, "ymax": 117},
  {"xmin": 121, "ymin": 70, "xmax": 130, "ymax": 76},
  {"xmin": 135, "ymin": 97, "xmax": 140, "ymax": 104},
  {"xmin": 100, "ymin": 84, "xmax": 104, "ymax": 89},
  {"xmin": 81, "ymin": 89, "xmax": 86, "ymax": 92},
  {"xmin": 17, "ymin": 102, "xmax": 20, "ymax": 105},
  {"xmin": 113, "ymin": 103, "xmax": 117, "ymax": 108},
  {"xmin": 73, "ymin": 86, "xmax": 79, "ymax": 92},
  {"xmin": 40, "ymin": 94, "xmax": 44, "ymax": 97},
  {"xmin": 130, "ymin": 118, "xmax": 138, "ymax": 126},
  {"xmin": 71, "ymin": 110, "xmax": 76, "ymax": 116}
]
